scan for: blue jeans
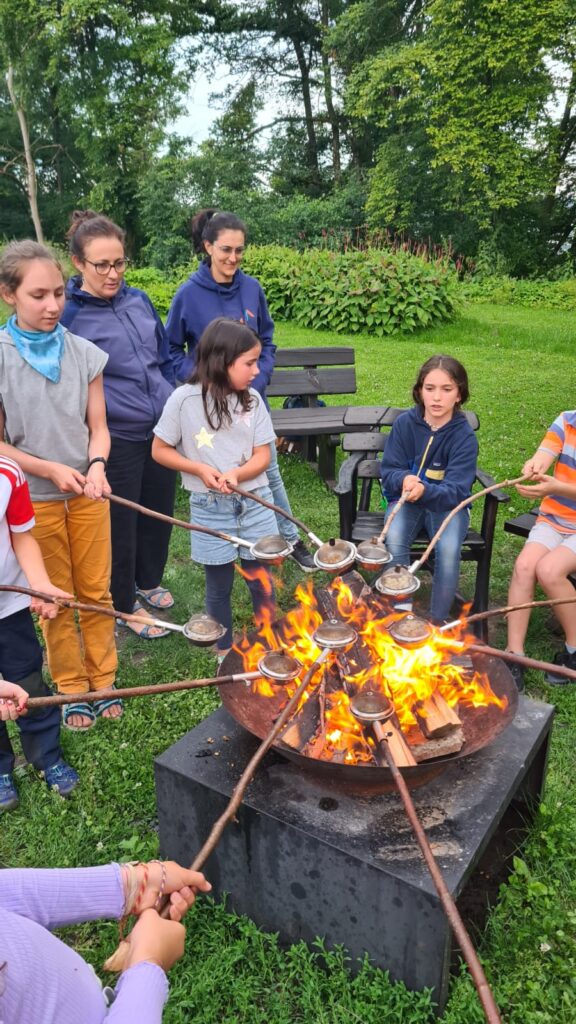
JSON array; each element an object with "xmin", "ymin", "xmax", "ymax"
[
  {"xmin": 384, "ymin": 502, "xmax": 469, "ymax": 622},
  {"xmin": 266, "ymin": 443, "xmax": 299, "ymax": 545},
  {"xmin": 0, "ymin": 608, "xmax": 62, "ymax": 774}
]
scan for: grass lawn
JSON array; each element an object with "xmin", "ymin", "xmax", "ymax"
[{"xmin": 3, "ymin": 301, "xmax": 576, "ymax": 1022}]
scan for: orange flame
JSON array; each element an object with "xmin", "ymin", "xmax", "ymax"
[{"xmin": 234, "ymin": 576, "xmax": 507, "ymax": 762}]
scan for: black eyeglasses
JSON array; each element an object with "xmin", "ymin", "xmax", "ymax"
[{"xmin": 83, "ymin": 258, "xmax": 130, "ymax": 276}]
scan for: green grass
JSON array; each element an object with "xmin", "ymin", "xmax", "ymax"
[{"xmin": 3, "ymin": 301, "xmax": 576, "ymax": 1022}]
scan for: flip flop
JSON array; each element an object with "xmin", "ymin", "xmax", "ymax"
[
  {"xmin": 136, "ymin": 587, "xmax": 175, "ymax": 610},
  {"xmin": 62, "ymin": 701, "xmax": 96, "ymax": 732},
  {"xmin": 94, "ymin": 686, "xmax": 124, "ymax": 720}
]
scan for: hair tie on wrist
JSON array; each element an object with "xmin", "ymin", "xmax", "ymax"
[
  {"xmin": 87, "ymin": 456, "xmax": 107, "ymax": 470},
  {"xmin": 151, "ymin": 859, "xmax": 167, "ymax": 911}
]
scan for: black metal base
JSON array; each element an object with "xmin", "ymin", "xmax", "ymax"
[{"xmin": 155, "ymin": 696, "xmax": 553, "ymax": 1013}]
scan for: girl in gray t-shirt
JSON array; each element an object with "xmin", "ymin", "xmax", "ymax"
[{"xmin": 153, "ymin": 317, "xmax": 278, "ymax": 658}]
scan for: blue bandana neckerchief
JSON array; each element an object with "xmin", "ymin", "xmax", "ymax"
[{"xmin": 3, "ymin": 314, "xmax": 65, "ymax": 383}]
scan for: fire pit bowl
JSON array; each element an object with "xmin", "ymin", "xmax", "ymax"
[{"xmin": 218, "ymin": 638, "xmax": 518, "ymax": 788}]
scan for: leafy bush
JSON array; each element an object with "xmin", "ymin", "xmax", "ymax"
[
  {"xmin": 243, "ymin": 246, "xmax": 457, "ymax": 335},
  {"xmin": 127, "ymin": 245, "xmax": 457, "ymax": 335},
  {"xmin": 463, "ymin": 275, "xmax": 576, "ymax": 311}
]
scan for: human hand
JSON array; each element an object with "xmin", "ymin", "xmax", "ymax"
[
  {"xmin": 48, "ymin": 462, "xmax": 85, "ymax": 495},
  {"xmin": 522, "ymin": 455, "xmax": 551, "ymax": 478},
  {"xmin": 0, "ymin": 681, "xmax": 28, "ymax": 720},
  {"xmin": 197, "ymin": 465, "xmax": 223, "ymax": 490},
  {"xmin": 122, "ymin": 908, "xmax": 186, "ymax": 973},
  {"xmin": 402, "ymin": 475, "xmax": 424, "ymax": 501},
  {"xmin": 29, "ymin": 583, "xmax": 73, "ymax": 620},
  {"xmin": 216, "ymin": 470, "xmax": 239, "ymax": 495},
  {"xmin": 515, "ymin": 473, "xmax": 556, "ymax": 499},
  {"xmin": 84, "ymin": 464, "xmax": 111, "ymax": 500},
  {"xmin": 127, "ymin": 861, "xmax": 211, "ymax": 921}
]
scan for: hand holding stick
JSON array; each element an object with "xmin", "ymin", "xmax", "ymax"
[
  {"xmin": 104, "ymin": 649, "xmax": 329, "ymax": 972},
  {"xmin": 409, "ymin": 475, "xmax": 530, "ymax": 574}
]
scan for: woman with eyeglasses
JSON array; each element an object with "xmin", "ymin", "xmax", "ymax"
[
  {"xmin": 165, "ymin": 209, "xmax": 315, "ymax": 571},
  {"xmin": 61, "ymin": 210, "xmax": 177, "ymax": 639}
]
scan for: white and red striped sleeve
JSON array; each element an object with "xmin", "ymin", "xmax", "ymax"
[{"xmin": 0, "ymin": 456, "xmax": 35, "ymax": 532}]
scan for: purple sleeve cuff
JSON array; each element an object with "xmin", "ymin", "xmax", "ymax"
[{"xmin": 107, "ymin": 962, "xmax": 169, "ymax": 1023}]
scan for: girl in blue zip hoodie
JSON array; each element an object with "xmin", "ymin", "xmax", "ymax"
[
  {"xmin": 61, "ymin": 211, "xmax": 177, "ymax": 639},
  {"xmin": 380, "ymin": 355, "xmax": 478, "ymax": 623},
  {"xmin": 165, "ymin": 209, "xmax": 315, "ymax": 572}
]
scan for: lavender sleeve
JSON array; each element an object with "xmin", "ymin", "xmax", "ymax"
[{"xmin": 0, "ymin": 863, "xmax": 125, "ymax": 926}]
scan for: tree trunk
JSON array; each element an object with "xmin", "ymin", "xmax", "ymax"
[
  {"xmin": 320, "ymin": 0, "xmax": 341, "ymax": 184},
  {"xmin": 290, "ymin": 36, "xmax": 321, "ymax": 190},
  {"xmin": 6, "ymin": 64, "xmax": 44, "ymax": 243}
]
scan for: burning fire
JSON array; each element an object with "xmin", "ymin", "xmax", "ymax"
[{"xmin": 233, "ymin": 575, "xmax": 507, "ymax": 765}]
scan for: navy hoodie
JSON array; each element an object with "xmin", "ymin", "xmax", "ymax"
[
  {"xmin": 165, "ymin": 261, "xmax": 276, "ymax": 396},
  {"xmin": 62, "ymin": 278, "xmax": 175, "ymax": 442},
  {"xmin": 380, "ymin": 406, "xmax": 478, "ymax": 512}
]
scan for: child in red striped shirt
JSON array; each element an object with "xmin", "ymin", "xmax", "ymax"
[{"xmin": 506, "ymin": 411, "xmax": 576, "ymax": 688}]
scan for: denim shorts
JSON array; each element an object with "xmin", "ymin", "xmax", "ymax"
[{"xmin": 189, "ymin": 486, "xmax": 279, "ymax": 565}]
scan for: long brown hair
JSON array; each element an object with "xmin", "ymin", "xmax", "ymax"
[{"xmin": 189, "ymin": 317, "xmax": 260, "ymax": 430}]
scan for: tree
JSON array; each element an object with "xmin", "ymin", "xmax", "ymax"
[
  {"xmin": 338, "ymin": 0, "xmax": 576, "ymax": 270},
  {"xmin": 0, "ymin": 0, "xmax": 204, "ymax": 244}
]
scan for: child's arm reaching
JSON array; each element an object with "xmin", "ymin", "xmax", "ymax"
[
  {"xmin": 516, "ymin": 473, "xmax": 576, "ymax": 500},
  {"xmin": 522, "ymin": 450, "xmax": 555, "ymax": 478},
  {"xmin": 216, "ymin": 445, "xmax": 271, "ymax": 493},
  {"xmin": 11, "ymin": 531, "xmax": 72, "ymax": 617}
]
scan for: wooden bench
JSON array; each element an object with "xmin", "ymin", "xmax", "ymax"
[
  {"xmin": 334, "ymin": 409, "xmax": 510, "ymax": 638},
  {"xmin": 268, "ymin": 347, "xmax": 356, "ymax": 483}
]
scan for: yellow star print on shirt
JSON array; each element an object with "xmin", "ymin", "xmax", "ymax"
[{"xmin": 195, "ymin": 427, "xmax": 215, "ymax": 449}]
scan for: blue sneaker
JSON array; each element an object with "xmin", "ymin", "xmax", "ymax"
[
  {"xmin": 43, "ymin": 760, "xmax": 79, "ymax": 797},
  {"xmin": 0, "ymin": 772, "xmax": 19, "ymax": 811}
]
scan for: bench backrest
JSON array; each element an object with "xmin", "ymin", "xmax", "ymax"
[{"xmin": 268, "ymin": 346, "xmax": 356, "ymax": 398}]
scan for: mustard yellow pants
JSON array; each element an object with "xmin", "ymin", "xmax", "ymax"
[{"xmin": 32, "ymin": 495, "xmax": 117, "ymax": 695}]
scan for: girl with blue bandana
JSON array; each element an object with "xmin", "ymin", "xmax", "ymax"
[{"xmin": 0, "ymin": 241, "xmax": 120, "ymax": 732}]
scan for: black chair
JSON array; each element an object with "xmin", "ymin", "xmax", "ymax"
[{"xmin": 334, "ymin": 409, "xmax": 509, "ymax": 638}]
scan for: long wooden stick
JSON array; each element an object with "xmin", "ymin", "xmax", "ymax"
[
  {"xmin": 18, "ymin": 674, "xmax": 260, "ymax": 709},
  {"xmin": 0, "ymin": 584, "xmax": 191, "ymax": 636},
  {"xmin": 373, "ymin": 726, "xmax": 501, "ymax": 1024},
  {"xmin": 226, "ymin": 483, "xmax": 323, "ymax": 547},
  {"xmin": 410, "ymin": 475, "xmax": 529, "ymax": 573},
  {"xmin": 376, "ymin": 490, "xmax": 410, "ymax": 543},
  {"xmin": 108, "ymin": 493, "xmax": 251, "ymax": 549},
  {"xmin": 103, "ymin": 650, "xmax": 329, "ymax": 971},
  {"xmin": 442, "ymin": 595, "xmax": 576, "ymax": 632},
  {"xmin": 466, "ymin": 643, "xmax": 576, "ymax": 682}
]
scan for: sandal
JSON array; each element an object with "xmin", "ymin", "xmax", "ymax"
[
  {"xmin": 62, "ymin": 701, "xmax": 96, "ymax": 732},
  {"xmin": 117, "ymin": 601, "xmax": 170, "ymax": 639},
  {"xmin": 94, "ymin": 686, "xmax": 124, "ymax": 720},
  {"xmin": 136, "ymin": 586, "xmax": 175, "ymax": 610}
]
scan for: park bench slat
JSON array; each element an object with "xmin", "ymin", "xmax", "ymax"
[
  {"xmin": 274, "ymin": 347, "xmax": 355, "ymax": 368},
  {"xmin": 267, "ymin": 367, "xmax": 357, "ymax": 397}
]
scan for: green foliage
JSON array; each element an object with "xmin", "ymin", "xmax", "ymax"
[
  {"xmin": 243, "ymin": 245, "xmax": 457, "ymax": 334},
  {"xmin": 464, "ymin": 276, "xmax": 576, "ymax": 311},
  {"xmin": 126, "ymin": 266, "xmax": 190, "ymax": 317}
]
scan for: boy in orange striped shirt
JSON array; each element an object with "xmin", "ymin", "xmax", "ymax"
[{"xmin": 506, "ymin": 411, "xmax": 576, "ymax": 688}]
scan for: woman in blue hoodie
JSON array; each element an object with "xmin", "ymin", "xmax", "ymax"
[
  {"xmin": 62, "ymin": 211, "xmax": 177, "ymax": 638},
  {"xmin": 380, "ymin": 355, "xmax": 478, "ymax": 623},
  {"xmin": 165, "ymin": 209, "xmax": 315, "ymax": 572}
]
